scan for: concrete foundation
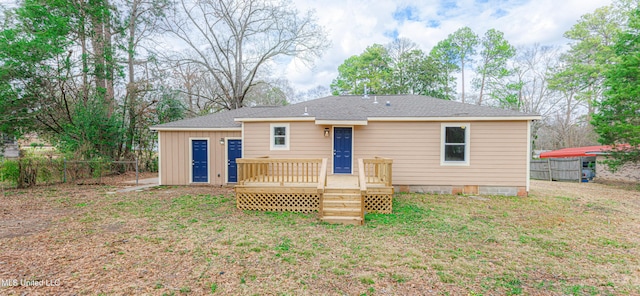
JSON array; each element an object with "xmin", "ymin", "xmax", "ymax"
[{"xmin": 395, "ymin": 185, "xmax": 528, "ymax": 197}]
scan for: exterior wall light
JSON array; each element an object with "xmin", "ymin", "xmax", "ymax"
[
  {"xmin": 324, "ymin": 128, "xmax": 330, "ymax": 137},
  {"xmin": 220, "ymin": 138, "xmax": 225, "ymax": 145}
]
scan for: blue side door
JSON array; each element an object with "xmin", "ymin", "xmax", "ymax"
[
  {"xmin": 192, "ymin": 140, "xmax": 208, "ymax": 183},
  {"xmin": 333, "ymin": 127, "xmax": 352, "ymax": 174},
  {"xmin": 227, "ymin": 139, "xmax": 242, "ymax": 183}
]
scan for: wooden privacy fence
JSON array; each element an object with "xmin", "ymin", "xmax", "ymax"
[{"xmin": 531, "ymin": 158, "xmax": 581, "ymax": 182}]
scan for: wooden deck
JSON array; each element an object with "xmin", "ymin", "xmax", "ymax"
[{"xmin": 234, "ymin": 158, "xmax": 394, "ymax": 225}]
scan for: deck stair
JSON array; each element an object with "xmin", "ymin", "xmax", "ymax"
[{"xmin": 320, "ymin": 187, "xmax": 364, "ymax": 225}]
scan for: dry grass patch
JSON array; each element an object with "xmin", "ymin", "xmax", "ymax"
[{"xmin": 0, "ymin": 179, "xmax": 638, "ymax": 295}]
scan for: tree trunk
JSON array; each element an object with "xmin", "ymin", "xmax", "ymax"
[
  {"xmin": 478, "ymin": 72, "xmax": 486, "ymax": 106},
  {"xmin": 124, "ymin": 0, "xmax": 139, "ymax": 157},
  {"xmin": 461, "ymin": 59, "xmax": 466, "ymax": 103},
  {"xmin": 90, "ymin": 0, "xmax": 114, "ymax": 117},
  {"xmin": 78, "ymin": 9, "xmax": 89, "ymax": 105},
  {"xmin": 234, "ymin": 38, "xmax": 243, "ymax": 109},
  {"xmin": 91, "ymin": 3, "xmax": 105, "ymax": 95},
  {"xmin": 104, "ymin": 5, "xmax": 115, "ymax": 117}
]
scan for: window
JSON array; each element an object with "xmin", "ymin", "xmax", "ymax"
[
  {"xmin": 270, "ymin": 123, "xmax": 290, "ymax": 150},
  {"xmin": 441, "ymin": 123, "xmax": 470, "ymax": 165}
]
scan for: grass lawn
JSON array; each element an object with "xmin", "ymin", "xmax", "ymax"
[{"xmin": 0, "ymin": 180, "xmax": 639, "ymax": 295}]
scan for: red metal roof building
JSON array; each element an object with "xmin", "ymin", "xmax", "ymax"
[{"xmin": 539, "ymin": 145, "xmax": 612, "ymax": 158}]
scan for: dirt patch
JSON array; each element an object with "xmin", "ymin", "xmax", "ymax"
[
  {"xmin": 0, "ymin": 217, "xmax": 51, "ymax": 239},
  {"xmin": 530, "ymin": 179, "xmax": 640, "ymax": 214},
  {"xmin": 73, "ymin": 171, "xmax": 158, "ymax": 186}
]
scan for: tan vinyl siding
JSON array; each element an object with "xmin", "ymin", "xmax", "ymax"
[
  {"xmin": 243, "ymin": 121, "xmax": 333, "ymax": 160},
  {"xmin": 353, "ymin": 121, "xmax": 529, "ymax": 187},
  {"xmin": 241, "ymin": 120, "xmax": 529, "ymax": 187},
  {"xmin": 159, "ymin": 130, "xmax": 241, "ymax": 185}
]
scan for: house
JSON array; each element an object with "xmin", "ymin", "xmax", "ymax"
[
  {"xmin": 151, "ymin": 95, "xmax": 539, "ymax": 224},
  {"xmin": 0, "ymin": 134, "xmax": 19, "ymax": 158}
]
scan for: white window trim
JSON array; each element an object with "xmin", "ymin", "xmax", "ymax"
[
  {"xmin": 440, "ymin": 123, "xmax": 470, "ymax": 166},
  {"xmin": 270, "ymin": 123, "xmax": 290, "ymax": 151}
]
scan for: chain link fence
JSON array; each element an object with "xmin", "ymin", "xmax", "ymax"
[{"xmin": 0, "ymin": 157, "xmax": 138, "ymax": 189}]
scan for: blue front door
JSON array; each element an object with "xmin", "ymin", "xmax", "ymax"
[
  {"xmin": 333, "ymin": 127, "xmax": 352, "ymax": 174},
  {"xmin": 192, "ymin": 140, "xmax": 208, "ymax": 183},
  {"xmin": 227, "ymin": 139, "xmax": 242, "ymax": 183}
]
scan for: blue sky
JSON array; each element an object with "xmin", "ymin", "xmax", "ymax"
[{"xmin": 284, "ymin": 0, "xmax": 613, "ymax": 92}]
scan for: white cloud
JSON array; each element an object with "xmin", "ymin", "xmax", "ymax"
[{"xmin": 284, "ymin": 0, "xmax": 613, "ymax": 92}]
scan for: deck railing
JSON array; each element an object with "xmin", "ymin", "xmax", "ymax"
[
  {"xmin": 360, "ymin": 157, "xmax": 393, "ymax": 187},
  {"xmin": 237, "ymin": 158, "xmax": 327, "ymax": 186}
]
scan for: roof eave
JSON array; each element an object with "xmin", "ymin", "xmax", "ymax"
[
  {"xmin": 369, "ymin": 116, "xmax": 542, "ymax": 121},
  {"xmin": 233, "ymin": 115, "xmax": 541, "ymax": 123},
  {"xmin": 315, "ymin": 120, "xmax": 368, "ymax": 125},
  {"xmin": 235, "ymin": 117, "xmax": 316, "ymax": 122},
  {"xmin": 150, "ymin": 127, "xmax": 242, "ymax": 131}
]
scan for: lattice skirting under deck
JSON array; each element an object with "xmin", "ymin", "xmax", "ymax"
[
  {"xmin": 364, "ymin": 194, "xmax": 393, "ymax": 214},
  {"xmin": 236, "ymin": 191, "xmax": 393, "ymax": 214},
  {"xmin": 236, "ymin": 192, "xmax": 320, "ymax": 213}
]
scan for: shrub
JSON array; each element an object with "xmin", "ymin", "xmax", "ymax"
[{"xmin": 0, "ymin": 159, "xmax": 20, "ymax": 186}]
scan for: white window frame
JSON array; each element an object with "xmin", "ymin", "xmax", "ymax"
[
  {"xmin": 270, "ymin": 123, "xmax": 290, "ymax": 150},
  {"xmin": 440, "ymin": 123, "xmax": 470, "ymax": 166}
]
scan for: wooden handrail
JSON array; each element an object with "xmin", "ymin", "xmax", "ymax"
[
  {"xmin": 318, "ymin": 158, "xmax": 327, "ymax": 216},
  {"xmin": 357, "ymin": 159, "xmax": 367, "ymax": 224},
  {"xmin": 358, "ymin": 158, "xmax": 367, "ymax": 193},
  {"xmin": 237, "ymin": 158, "xmax": 325, "ymax": 186},
  {"xmin": 236, "ymin": 158, "xmax": 322, "ymax": 164},
  {"xmin": 317, "ymin": 158, "xmax": 328, "ymax": 192},
  {"xmin": 361, "ymin": 157, "xmax": 393, "ymax": 187}
]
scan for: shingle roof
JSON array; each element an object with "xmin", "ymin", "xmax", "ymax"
[
  {"xmin": 238, "ymin": 95, "xmax": 540, "ymax": 120},
  {"xmin": 151, "ymin": 95, "xmax": 540, "ymax": 130},
  {"xmin": 149, "ymin": 106, "xmax": 276, "ymax": 130}
]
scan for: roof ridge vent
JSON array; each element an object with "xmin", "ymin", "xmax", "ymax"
[{"xmin": 385, "ymin": 101, "xmax": 391, "ymax": 106}]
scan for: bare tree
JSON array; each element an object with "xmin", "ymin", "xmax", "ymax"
[
  {"xmin": 536, "ymin": 114, "xmax": 598, "ymax": 150},
  {"xmin": 118, "ymin": 0, "xmax": 169, "ymax": 157},
  {"xmin": 170, "ymin": 59, "xmax": 229, "ymax": 115},
  {"xmin": 386, "ymin": 37, "xmax": 418, "ymax": 67},
  {"xmin": 292, "ymin": 85, "xmax": 330, "ymax": 103},
  {"xmin": 162, "ymin": 0, "xmax": 329, "ymax": 110},
  {"xmin": 244, "ymin": 78, "xmax": 295, "ymax": 106},
  {"xmin": 385, "ymin": 37, "xmax": 418, "ymax": 94},
  {"xmin": 510, "ymin": 44, "xmax": 562, "ymax": 116}
]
